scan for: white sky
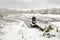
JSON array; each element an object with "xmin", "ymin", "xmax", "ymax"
[{"xmin": 0, "ymin": 0, "xmax": 60, "ymax": 9}]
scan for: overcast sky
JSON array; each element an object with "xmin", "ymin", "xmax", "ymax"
[{"xmin": 0, "ymin": 0, "xmax": 60, "ymax": 9}]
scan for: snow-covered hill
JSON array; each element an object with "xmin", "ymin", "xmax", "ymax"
[{"xmin": 0, "ymin": 14, "xmax": 60, "ymax": 40}]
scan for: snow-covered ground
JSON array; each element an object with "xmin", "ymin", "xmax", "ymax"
[{"xmin": 0, "ymin": 14, "xmax": 60, "ymax": 40}]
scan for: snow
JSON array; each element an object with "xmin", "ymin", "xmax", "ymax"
[
  {"xmin": 0, "ymin": 20, "xmax": 41, "ymax": 40},
  {"xmin": 50, "ymin": 22, "xmax": 60, "ymax": 28},
  {"xmin": 1, "ymin": 21, "xmax": 59, "ymax": 40},
  {"xmin": 0, "ymin": 14, "xmax": 60, "ymax": 40}
]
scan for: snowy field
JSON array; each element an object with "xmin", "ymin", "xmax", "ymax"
[{"xmin": 0, "ymin": 14, "xmax": 60, "ymax": 40}]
